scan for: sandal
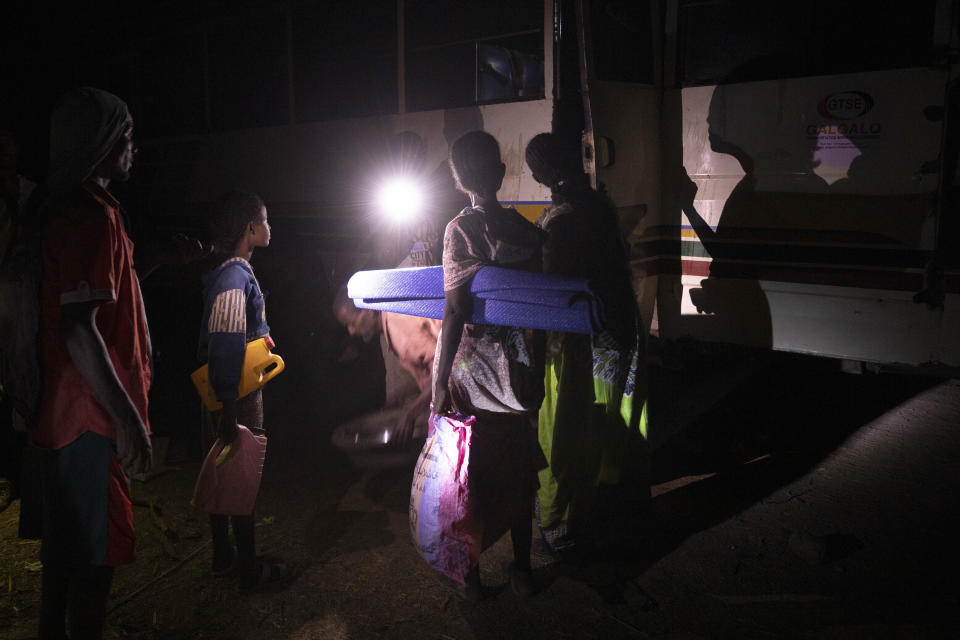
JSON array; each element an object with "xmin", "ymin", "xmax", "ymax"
[
  {"xmin": 239, "ymin": 557, "xmax": 294, "ymax": 592},
  {"xmin": 437, "ymin": 568, "xmax": 483, "ymax": 603},
  {"xmin": 507, "ymin": 562, "xmax": 535, "ymax": 598}
]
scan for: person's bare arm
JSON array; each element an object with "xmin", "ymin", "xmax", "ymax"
[
  {"xmin": 61, "ymin": 301, "xmax": 152, "ymax": 475},
  {"xmin": 432, "ymin": 282, "xmax": 472, "ymax": 415},
  {"xmin": 393, "ymin": 386, "xmax": 432, "ymax": 445},
  {"xmin": 137, "ymin": 232, "xmax": 210, "ymax": 282},
  {"xmin": 677, "ymin": 167, "xmax": 716, "ymax": 246},
  {"xmin": 391, "ymin": 317, "xmax": 442, "ymax": 444},
  {"xmin": 216, "ymin": 398, "xmax": 239, "ymax": 444}
]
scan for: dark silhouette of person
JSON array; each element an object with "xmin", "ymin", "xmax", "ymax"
[
  {"xmin": 30, "ymin": 87, "xmax": 153, "ymax": 640},
  {"xmin": 433, "ymin": 130, "xmax": 545, "ymax": 599},
  {"xmin": 680, "ymin": 59, "xmax": 828, "ymax": 348},
  {"xmin": 525, "ymin": 131, "xmax": 650, "ymax": 559}
]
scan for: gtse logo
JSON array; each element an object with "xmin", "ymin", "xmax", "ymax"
[{"xmin": 817, "ymin": 91, "xmax": 874, "ymax": 121}]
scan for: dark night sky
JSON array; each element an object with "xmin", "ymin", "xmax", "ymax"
[
  {"xmin": 2, "ymin": 0, "xmax": 542, "ymax": 180},
  {"xmin": 2, "ymin": 1, "xmax": 222, "ymax": 177},
  {"xmin": 3, "ymin": 0, "xmax": 942, "ymax": 182}
]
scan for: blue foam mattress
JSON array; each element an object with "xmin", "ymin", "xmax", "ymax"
[{"xmin": 347, "ymin": 266, "xmax": 603, "ymax": 334}]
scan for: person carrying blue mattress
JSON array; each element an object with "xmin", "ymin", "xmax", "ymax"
[
  {"xmin": 524, "ymin": 132, "xmax": 650, "ymax": 560},
  {"xmin": 432, "ymin": 131, "xmax": 547, "ymax": 599}
]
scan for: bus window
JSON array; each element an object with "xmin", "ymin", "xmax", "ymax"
[
  {"xmin": 678, "ymin": 0, "xmax": 937, "ymax": 87},
  {"xmin": 477, "ymin": 35, "xmax": 545, "ymax": 103},
  {"xmin": 293, "ymin": 0, "xmax": 398, "ymax": 122},
  {"xmin": 405, "ymin": 0, "xmax": 544, "ymax": 112},
  {"xmin": 406, "ymin": 41, "xmax": 476, "ymax": 112},
  {"xmin": 589, "ymin": 0, "xmax": 655, "ymax": 84}
]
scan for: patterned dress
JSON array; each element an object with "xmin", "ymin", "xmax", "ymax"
[
  {"xmin": 534, "ymin": 191, "xmax": 650, "ymax": 554},
  {"xmin": 434, "ymin": 204, "xmax": 547, "ymax": 548}
]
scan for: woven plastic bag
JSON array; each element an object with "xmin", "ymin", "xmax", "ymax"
[
  {"xmin": 192, "ymin": 425, "xmax": 267, "ymax": 516},
  {"xmin": 409, "ymin": 411, "xmax": 481, "ymax": 585}
]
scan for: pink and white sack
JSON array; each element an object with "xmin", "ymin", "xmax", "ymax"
[{"xmin": 409, "ymin": 411, "xmax": 482, "ymax": 585}]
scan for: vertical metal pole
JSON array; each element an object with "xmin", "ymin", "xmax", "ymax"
[
  {"xmin": 916, "ymin": 0, "xmax": 960, "ymax": 307},
  {"xmin": 397, "ymin": 0, "xmax": 406, "ymax": 114},
  {"xmin": 575, "ymin": 0, "xmax": 597, "ymax": 189},
  {"xmin": 544, "ymin": 0, "xmax": 556, "ymax": 103},
  {"xmin": 663, "ymin": 0, "xmax": 678, "ymax": 91},
  {"xmin": 286, "ymin": 5, "xmax": 296, "ymax": 124},
  {"xmin": 202, "ymin": 28, "xmax": 211, "ymax": 132}
]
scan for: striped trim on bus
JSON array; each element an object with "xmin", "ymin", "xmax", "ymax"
[{"xmin": 633, "ymin": 225, "xmax": 960, "ymax": 293}]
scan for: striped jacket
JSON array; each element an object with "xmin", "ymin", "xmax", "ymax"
[{"xmin": 198, "ymin": 257, "xmax": 270, "ymax": 402}]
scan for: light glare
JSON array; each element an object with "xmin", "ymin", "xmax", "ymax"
[{"xmin": 376, "ymin": 177, "xmax": 422, "ymax": 222}]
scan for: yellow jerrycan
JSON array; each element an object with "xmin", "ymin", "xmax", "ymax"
[{"xmin": 191, "ymin": 336, "xmax": 285, "ymax": 412}]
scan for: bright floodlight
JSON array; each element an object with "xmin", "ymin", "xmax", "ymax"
[{"xmin": 376, "ymin": 177, "xmax": 422, "ymax": 222}]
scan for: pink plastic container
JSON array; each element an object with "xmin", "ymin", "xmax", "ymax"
[{"xmin": 191, "ymin": 425, "xmax": 267, "ymax": 516}]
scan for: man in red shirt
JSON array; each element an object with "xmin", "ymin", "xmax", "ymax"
[{"xmin": 32, "ymin": 87, "xmax": 152, "ymax": 640}]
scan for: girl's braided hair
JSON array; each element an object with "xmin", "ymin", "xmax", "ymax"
[{"xmin": 524, "ymin": 132, "xmax": 584, "ymax": 196}]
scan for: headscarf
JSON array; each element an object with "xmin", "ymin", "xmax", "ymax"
[
  {"xmin": 46, "ymin": 87, "xmax": 130, "ymax": 195},
  {"xmin": 524, "ymin": 132, "xmax": 580, "ymax": 194}
]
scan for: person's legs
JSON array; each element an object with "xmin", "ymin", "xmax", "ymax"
[
  {"xmin": 508, "ymin": 488, "xmax": 536, "ymax": 597},
  {"xmin": 209, "ymin": 514, "xmax": 234, "ymax": 573},
  {"xmin": 233, "ymin": 393, "xmax": 290, "ymax": 590},
  {"xmin": 204, "ymin": 403, "xmax": 237, "ymax": 574},
  {"xmin": 511, "ymin": 503, "xmax": 533, "ymax": 571},
  {"xmin": 235, "ymin": 512, "xmax": 292, "ymax": 590},
  {"xmin": 39, "ymin": 564, "xmax": 70, "ymax": 640},
  {"xmin": 67, "ymin": 565, "xmax": 114, "ymax": 640},
  {"xmin": 40, "ymin": 433, "xmax": 132, "ymax": 637},
  {"xmin": 233, "ymin": 514, "xmax": 256, "ymax": 581}
]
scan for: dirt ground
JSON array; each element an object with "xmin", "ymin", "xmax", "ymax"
[{"xmin": 3, "ymin": 348, "xmax": 960, "ymax": 639}]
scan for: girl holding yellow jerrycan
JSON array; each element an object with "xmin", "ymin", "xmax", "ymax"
[
  {"xmin": 191, "ymin": 336, "xmax": 284, "ymax": 412},
  {"xmin": 192, "ymin": 190, "xmax": 290, "ymax": 591}
]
